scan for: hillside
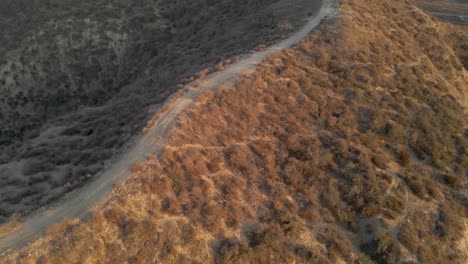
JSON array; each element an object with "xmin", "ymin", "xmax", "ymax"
[
  {"xmin": 416, "ymin": 0, "xmax": 468, "ymax": 25},
  {"xmin": 1, "ymin": 0, "xmax": 467, "ymax": 263},
  {"xmin": 415, "ymin": 0, "xmax": 468, "ymax": 69},
  {"xmin": 0, "ymin": 0, "xmax": 321, "ymax": 222}
]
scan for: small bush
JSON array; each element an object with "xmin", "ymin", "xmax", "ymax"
[
  {"xmin": 436, "ymin": 206, "xmax": 464, "ymax": 240},
  {"xmin": 443, "ymin": 174, "xmax": 462, "ymax": 189},
  {"xmin": 385, "ymin": 196, "xmax": 404, "ymax": 215},
  {"xmin": 161, "ymin": 196, "xmax": 180, "ymax": 215},
  {"xmin": 398, "ymin": 148, "xmax": 411, "ymax": 167},
  {"xmin": 372, "ymin": 153, "xmax": 389, "ymax": 169},
  {"xmin": 46, "ymin": 217, "xmax": 76, "ymax": 236},
  {"xmin": 398, "ymin": 223, "xmax": 418, "ymax": 253},
  {"xmin": 131, "ymin": 162, "xmax": 145, "ymax": 173},
  {"xmin": 401, "ymin": 173, "xmax": 427, "ymax": 199},
  {"xmin": 361, "ymin": 230, "xmax": 401, "ymax": 264}
]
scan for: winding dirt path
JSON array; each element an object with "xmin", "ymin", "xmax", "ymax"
[{"xmin": 0, "ymin": 0, "xmax": 336, "ymax": 254}]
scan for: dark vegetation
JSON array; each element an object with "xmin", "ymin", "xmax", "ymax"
[
  {"xmin": 2, "ymin": 0, "xmax": 466, "ymax": 262},
  {"xmin": 0, "ymin": 0, "xmax": 321, "ymax": 221}
]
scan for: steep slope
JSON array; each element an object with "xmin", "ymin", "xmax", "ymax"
[
  {"xmin": 1, "ymin": 0, "xmax": 467, "ymax": 263},
  {"xmin": 0, "ymin": 0, "xmax": 322, "ymax": 221},
  {"xmin": 416, "ymin": 0, "xmax": 468, "ymax": 25},
  {"xmin": 0, "ymin": 2, "xmax": 335, "ymax": 254}
]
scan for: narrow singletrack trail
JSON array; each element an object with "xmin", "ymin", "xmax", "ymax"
[{"xmin": 0, "ymin": 0, "xmax": 336, "ymax": 254}]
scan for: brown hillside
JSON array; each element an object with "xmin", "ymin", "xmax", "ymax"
[{"xmin": 2, "ymin": 0, "xmax": 467, "ymax": 263}]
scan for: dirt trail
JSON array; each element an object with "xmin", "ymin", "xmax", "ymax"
[{"xmin": 0, "ymin": 0, "xmax": 336, "ymax": 254}]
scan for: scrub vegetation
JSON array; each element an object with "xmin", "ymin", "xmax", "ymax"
[
  {"xmin": 0, "ymin": 0, "xmax": 321, "ymax": 221},
  {"xmin": 1, "ymin": 0, "xmax": 467, "ymax": 263}
]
